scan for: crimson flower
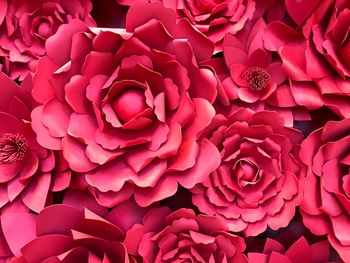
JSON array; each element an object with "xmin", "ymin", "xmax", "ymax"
[
  {"xmin": 191, "ymin": 108, "xmax": 305, "ymax": 236},
  {"xmin": 31, "ymin": 2, "xmax": 221, "ymax": 208},
  {"xmin": 0, "ymin": 0, "xmax": 95, "ymax": 80},
  {"xmin": 300, "ymin": 118, "xmax": 350, "ymax": 262},
  {"xmin": 125, "ymin": 207, "xmax": 248, "ymax": 263}
]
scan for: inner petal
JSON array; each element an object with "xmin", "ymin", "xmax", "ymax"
[{"xmin": 113, "ymin": 88, "xmax": 148, "ymax": 123}]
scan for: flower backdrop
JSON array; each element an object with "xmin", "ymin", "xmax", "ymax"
[{"xmin": 0, "ymin": 0, "xmax": 348, "ymax": 262}]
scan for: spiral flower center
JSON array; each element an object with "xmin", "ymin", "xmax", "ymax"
[
  {"xmin": 37, "ymin": 21, "xmax": 51, "ymax": 39},
  {"xmin": 113, "ymin": 88, "xmax": 148, "ymax": 123},
  {"xmin": 242, "ymin": 67, "xmax": 270, "ymax": 90},
  {"xmin": 0, "ymin": 133, "xmax": 27, "ymax": 164}
]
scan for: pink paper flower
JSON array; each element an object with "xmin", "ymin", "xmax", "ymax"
[
  {"xmin": 204, "ymin": 19, "xmax": 311, "ymax": 127},
  {"xmin": 125, "ymin": 207, "xmax": 248, "ymax": 263},
  {"xmin": 0, "ymin": 0, "xmax": 95, "ymax": 80},
  {"xmin": 0, "ymin": 73, "xmax": 70, "ymax": 213},
  {"xmin": 31, "ymin": 2, "xmax": 221, "ymax": 208},
  {"xmin": 248, "ymin": 237, "xmax": 334, "ymax": 263},
  {"xmin": 300, "ymin": 118, "xmax": 350, "ymax": 262},
  {"xmin": 264, "ymin": 0, "xmax": 350, "ymax": 118},
  {"xmin": 191, "ymin": 108, "xmax": 305, "ymax": 236},
  {"xmin": 3, "ymin": 202, "xmax": 135, "ymax": 262},
  {"xmin": 117, "ymin": 0, "xmax": 255, "ymax": 51}
]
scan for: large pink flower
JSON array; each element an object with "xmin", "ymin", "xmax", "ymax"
[
  {"xmin": 2, "ymin": 200, "xmax": 135, "ymax": 262},
  {"xmin": 31, "ymin": 2, "xmax": 221, "ymax": 208},
  {"xmin": 300, "ymin": 118, "xmax": 350, "ymax": 262},
  {"xmin": 117, "ymin": 0, "xmax": 255, "ymax": 51},
  {"xmin": 191, "ymin": 108, "xmax": 305, "ymax": 236},
  {"xmin": 125, "ymin": 207, "xmax": 248, "ymax": 263},
  {"xmin": 0, "ymin": 73, "xmax": 70, "ymax": 213},
  {"xmin": 248, "ymin": 237, "xmax": 335, "ymax": 263},
  {"xmin": 264, "ymin": 0, "xmax": 350, "ymax": 118},
  {"xmin": 0, "ymin": 0, "xmax": 95, "ymax": 80}
]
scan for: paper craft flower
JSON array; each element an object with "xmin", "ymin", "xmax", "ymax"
[
  {"xmin": 248, "ymin": 237, "xmax": 334, "ymax": 263},
  {"xmin": 264, "ymin": 0, "xmax": 350, "ymax": 118},
  {"xmin": 31, "ymin": 2, "xmax": 221, "ymax": 208},
  {"xmin": 0, "ymin": 73, "xmax": 70, "ymax": 213},
  {"xmin": 221, "ymin": 19, "xmax": 286, "ymax": 105},
  {"xmin": 0, "ymin": 0, "xmax": 95, "ymax": 80},
  {"xmin": 300, "ymin": 118, "xmax": 350, "ymax": 262},
  {"xmin": 2, "ymin": 203, "xmax": 133, "ymax": 262},
  {"xmin": 125, "ymin": 207, "xmax": 248, "ymax": 263},
  {"xmin": 191, "ymin": 108, "xmax": 305, "ymax": 236},
  {"xmin": 116, "ymin": 0, "xmax": 255, "ymax": 50}
]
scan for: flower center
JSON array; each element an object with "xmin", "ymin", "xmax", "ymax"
[
  {"xmin": 113, "ymin": 88, "xmax": 148, "ymax": 123},
  {"xmin": 242, "ymin": 67, "xmax": 270, "ymax": 90},
  {"xmin": 37, "ymin": 21, "xmax": 51, "ymax": 39},
  {"xmin": 0, "ymin": 133, "xmax": 27, "ymax": 164}
]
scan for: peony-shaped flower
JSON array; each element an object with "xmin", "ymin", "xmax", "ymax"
[
  {"xmin": 264, "ymin": 0, "xmax": 350, "ymax": 118},
  {"xmin": 0, "ymin": 73, "xmax": 71, "ymax": 213},
  {"xmin": 117, "ymin": 0, "xmax": 255, "ymax": 51},
  {"xmin": 248, "ymin": 237, "xmax": 335, "ymax": 263},
  {"xmin": 300, "ymin": 118, "xmax": 350, "ymax": 262},
  {"xmin": 2, "ymin": 203, "xmax": 134, "ymax": 262},
  {"xmin": 125, "ymin": 207, "xmax": 248, "ymax": 263},
  {"xmin": 31, "ymin": 2, "xmax": 221, "ymax": 208},
  {"xmin": 0, "ymin": 0, "xmax": 95, "ymax": 80},
  {"xmin": 191, "ymin": 108, "xmax": 305, "ymax": 236}
]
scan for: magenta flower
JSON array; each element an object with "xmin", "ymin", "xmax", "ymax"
[
  {"xmin": 125, "ymin": 207, "xmax": 248, "ymax": 263},
  {"xmin": 248, "ymin": 237, "xmax": 335, "ymax": 263},
  {"xmin": 265, "ymin": 0, "xmax": 350, "ymax": 118},
  {"xmin": 191, "ymin": 108, "xmax": 305, "ymax": 236},
  {"xmin": 300, "ymin": 118, "xmax": 350, "ymax": 262},
  {"xmin": 117, "ymin": 0, "xmax": 255, "ymax": 51},
  {"xmin": 2, "ymin": 200, "xmax": 135, "ymax": 262},
  {"xmin": 0, "ymin": 73, "xmax": 70, "ymax": 213},
  {"xmin": 31, "ymin": 2, "xmax": 221, "ymax": 208},
  {"xmin": 0, "ymin": 0, "xmax": 95, "ymax": 80}
]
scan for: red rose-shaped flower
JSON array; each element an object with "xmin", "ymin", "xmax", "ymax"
[
  {"xmin": 2, "ymin": 202, "xmax": 134, "ymax": 262},
  {"xmin": 125, "ymin": 207, "xmax": 247, "ymax": 263},
  {"xmin": 0, "ymin": 73, "xmax": 70, "ymax": 213},
  {"xmin": 191, "ymin": 108, "xmax": 305, "ymax": 236},
  {"xmin": 31, "ymin": 2, "xmax": 221, "ymax": 208},
  {"xmin": 264, "ymin": 0, "xmax": 350, "ymax": 118},
  {"xmin": 0, "ymin": 0, "xmax": 95, "ymax": 80},
  {"xmin": 248, "ymin": 237, "xmax": 334, "ymax": 263},
  {"xmin": 300, "ymin": 118, "xmax": 350, "ymax": 262},
  {"xmin": 117, "ymin": 0, "xmax": 255, "ymax": 51}
]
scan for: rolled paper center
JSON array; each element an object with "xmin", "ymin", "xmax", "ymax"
[
  {"xmin": 37, "ymin": 21, "xmax": 51, "ymax": 39},
  {"xmin": 238, "ymin": 160, "xmax": 258, "ymax": 181},
  {"xmin": 0, "ymin": 133, "xmax": 27, "ymax": 164},
  {"xmin": 242, "ymin": 67, "xmax": 270, "ymax": 90},
  {"xmin": 113, "ymin": 88, "xmax": 148, "ymax": 123}
]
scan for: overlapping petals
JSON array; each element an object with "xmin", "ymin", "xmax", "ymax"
[
  {"xmin": 191, "ymin": 108, "xmax": 305, "ymax": 236},
  {"xmin": 300, "ymin": 118, "xmax": 350, "ymax": 262},
  {"xmin": 0, "ymin": 0, "xmax": 95, "ymax": 80},
  {"xmin": 248, "ymin": 237, "xmax": 334, "ymax": 263},
  {"xmin": 3, "ymin": 201, "xmax": 134, "ymax": 262},
  {"xmin": 117, "ymin": 0, "xmax": 255, "ymax": 51},
  {"xmin": 205, "ymin": 19, "xmax": 310, "ymax": 127},
  {"xmin": 0, "ymin": 73, "xmax": 70, "ymax": 213},
  {"xmin": 265, "ymin": 0, "xmax": 350, "ymax": 118},
  {"xmin": 31, "ymin": 2, "xmax": 221, "ymax": 208},
  {"xmin": 125, "ymin": 207, "xmax": 248, "ymax": 263}
]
